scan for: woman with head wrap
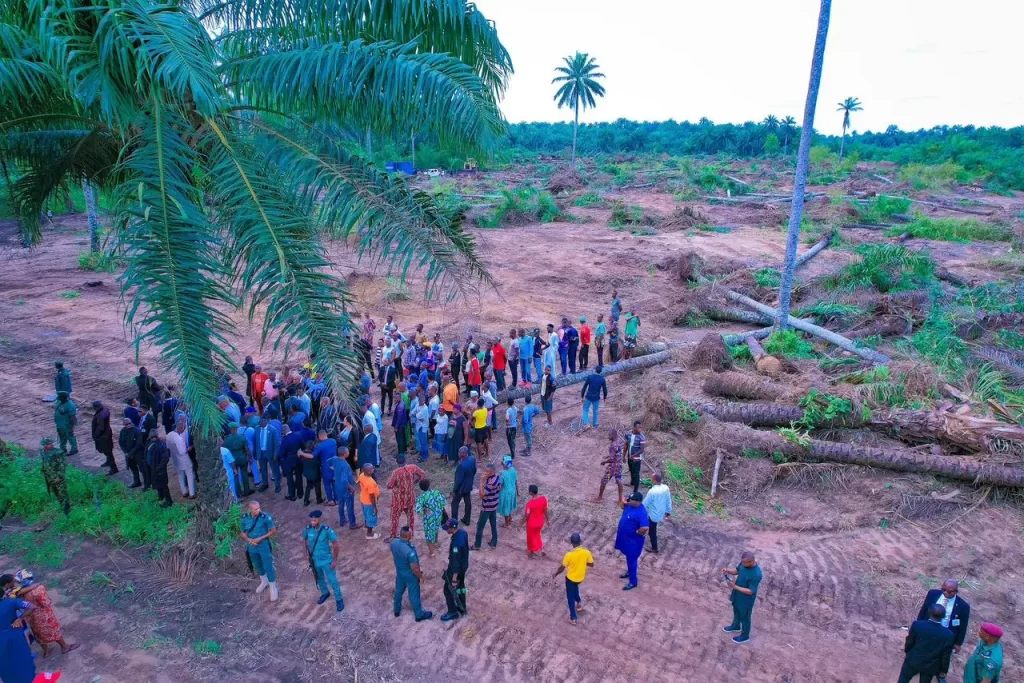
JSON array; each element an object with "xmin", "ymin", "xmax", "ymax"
[
  {"xmin": 497, "ymin": 456, "xmax": 519, "ymax": 527},
  {"xmin": 5, "ymin": 570, "xmax": 79, "ymax": 657}
]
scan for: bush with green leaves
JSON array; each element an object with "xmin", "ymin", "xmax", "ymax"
[
  {"xmin": 764, "ymin": 329, "xmax": 816, "ymax": 359},
  {"xmin": 477, "ymin": 187, "xmax": 562, "ymax": 228},
  {"xmin": 77, "ymin": 251, "xmax": 124, "ymax": 272},
  {"xmin": 824, "ymin": 244, "xmax": 935, "ymax": 292},
  {"xmin": 753, "ymin": 267, "xmax": 781, "ymax": 288},
  {"xmin": 887, "ymin": 216, "xmax": 1012, "ymax": 243},
  {"xmin": 859, "ymin": 195, "xmax": 911, "ymax": 223},
  {"xmin": 573, "ymin": 191, "xmax": 605, "ymax": 208},
  {"xmin": 608, "ymin": 200, "xmax": 648, "ymax": 227}
]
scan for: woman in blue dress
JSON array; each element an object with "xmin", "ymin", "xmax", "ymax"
[{"xmin": 0, "ymin": 578, "xmax": 37, "ymax": 683}]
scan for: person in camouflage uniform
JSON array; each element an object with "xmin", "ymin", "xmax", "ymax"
[
  {"xmin": 40, "ymin": 437, "xmax": 71, "ymax": 516},
  {"xmin": 53, "ymin": 391, "xmax": 79, "ymax": 455}
]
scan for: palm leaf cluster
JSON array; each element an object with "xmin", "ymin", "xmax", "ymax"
[{"xmin": 1, "ymin": 0, "xmax": 512, "ymax": 437}]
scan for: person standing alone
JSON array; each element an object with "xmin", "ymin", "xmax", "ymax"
[
  {"xmin": 553, "ymin": 532, "xmax": 594, "ymax": 626},
  {"xmin": 302, "ymin": 510, "xmax": 344, "ymax": 612},
  {"xmin": 241, "ymin": 500, "xmax": 279, "ymax": 602},
  {"xmin": 722, "ymin": 551, "xmax": 763, "ymax": 644},
  {"xmin": 642, "ymin": 472, "xmax": 672, "ymax": 554},
  {"xmin": 579, "ymin": 366, "xmax": 607, "ymax": 431}
]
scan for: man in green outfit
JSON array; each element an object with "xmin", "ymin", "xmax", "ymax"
[
  {"xmin": 54, "ymin": 360, "xmax": 72, "ymax": 396},
  {"xmin": 40, "ymin": 437, "xmax": 71, "ymax": 515},
  {"xmin": 963, "ymin": 622, "xmax": 1004, "ymax": 683},
  {"xmin": 240, "ymin": 500, "xmax": 278, "ymax": 602},
  {"xmin": 722, "ymin": 550, "xmax": 762, "ymax": 644},
  {"xmin": 53, "ymin": 391, "xmax": 79, "ymax": 455},
  {"xmin": 622, "ymin": 306, "xmax": 641, "ymax": 360},
  {"xmin": 302, "ymin": 510, "xmax": 344, "ymax": 612}
]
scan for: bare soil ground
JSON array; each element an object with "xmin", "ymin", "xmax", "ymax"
[{"xmin": 0, "ymin": 178, "xmax": 1023, "ymax": 682}]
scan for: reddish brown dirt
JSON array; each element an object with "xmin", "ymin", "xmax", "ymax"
[{"xmin": 1, "ymin": 181, "xmax": 1023, "ymax": 682}]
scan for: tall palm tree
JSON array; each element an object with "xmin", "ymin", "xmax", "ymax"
[
  {"xmin": 0, "ymin": 0, "xmax": 512, "ymax": 536},
  {"xmin": 552, "ymin": 52, "xmax": 606, "ymax": 167},
  {"xmin": 780, "ymin": 116, "xmax": 797, "ymax": 155},
  {"xmin": 761, "ymin": 115, "xmax": 779, "ymax": 130},
  {"xmin": 776, "ymin": 0, "xmax": 832, "ymax": 329},
  {"xmin": 837, "ymin": 96, "xmax": 862, "ymax": 160}
]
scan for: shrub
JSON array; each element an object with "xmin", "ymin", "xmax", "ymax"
[
  {"xmin": 888, "ymin": 216, "xmax": 1012, "ymax": 243},
  {"xmin": 764, "ymin": 330, "xmax": 816, "ymax": 359},
  {"xmin": 477, "ymin": 187, "xmax": 562, "ymax": 227},
  {"xmin": 753, "ymin": 267, "xmax": 781, "ymax": 288},
  {"xmin": 898, "ymin": 162, "xmax": 983, "ymax": 189},
  {"xmin": 78, "ymin": 251, "xmax": 124, "ymax": 272},
  {"xmin": 824, "ymin": 244, "xmax": 935, "ymax": 292},
  {"xmin": 859, "ymin": 195, "xmax": 911, "ymax": 223},
  {"xmin": 573, "ymin": 191, "xmax": 606, "ymax": 208},
  {"xmin": 609, "ymin": 200, "xmax": 647, "ymax": 227},
  {"xmin": 58, "ymin": 291, "xmax": 80, "ymax": 299}
]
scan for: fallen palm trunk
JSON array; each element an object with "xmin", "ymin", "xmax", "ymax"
[
  {"xmin": 841, "ymin": 222, "xmax": 893, "ymax": 230},
  {"xmin": 794, "ymin": 235, "xmax": 831, "ymax": 269},
  {"xmin": 935, "ymin": 267, "xmax": 970, "ymax": 288},
  {"xmin": 497, "ymin": 350, "xmax": 672, "ymax": 402},
  {"xmin": 697, "ymin": 419, "xmax": 1024, "ymax": 487},
  {"xmin": 705, "ymin": 308, "xmax": 772, "ymax": 325},
  {"xmin": 973, "ymin": 347, "xmax": 1024, "ymax": 386},
  {"xmin": 844, "ymin": 316, "xmax": 911, "ymax": 340},
  {"xmin": 702, "ymin": 371, "xmax": 785, "ymax": 401},
  {"xmin": 693, "ymin": 401, "xmax": 1024, "ymax": 455},
  {"xmin": 746, "ymin": 336, "xmax": 783, "ymax": 376},
  {"xmin": 725, "ymin": 289, "xmax": 890, "ymax": 363}
]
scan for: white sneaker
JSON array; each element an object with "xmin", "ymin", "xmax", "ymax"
[
  {"xmin": 256, "ymin": 575, "xmax": 269, "ymax": 594},
  {"xmin": 269, "ymin": 582, "xmax": 279, "ymax": 602}
]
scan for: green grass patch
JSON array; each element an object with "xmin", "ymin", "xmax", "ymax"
[
  {"xmin": 663, "ymin": 460, "xmax": 722, "ymax": 516},
  {"xmin": 752, "ymin": 267, "xmax": 781, "ymax": 288},
  {"xmin": 764, "ymin": 330, "xmax": 816, "ymax": 359},
  {"xmin": 573, "ymin": 191, "xmax": 605, "ymax": 208},
  {"xmin": 794, "ymin": 302, "xmax": 863, "ymax": 320},
  {"xmin": 888, "ymin": 216, "xmax": 1012, "ymax": 243},
  {"xmin": 192, "ymin": 640, "xmax": 222, "ymax": 656},
  {"xmin": 58, "ymin": 290, "xmax": 81, "ymax": 300},
  {"xmin": 78, "ymin": 251, "xmax": 124, "ymax": 273},
  {"xmin": 824, "ymin": 243, "xmax": 935, "ymax": 292},
  {"xmin": 477, "ymin": 187, "xmax": 561, "ymax": 227},
  {"xmin": 996, "ymin": 330, "xmax": 1024, "ymax": 350},
  {"xmin": 858, "ymin": 195, "xmax": 912, "ymax": 223},
  {"xmin": 0, "ymin": 531, "xmax": 72, "ymax": 568},
  {"xmin": 740, "ymin": 448, "xmax": 788, "ymax": 464},
  {"xmin": 609, "ymin": 200, "xmax": 649, "ymax": 228}
]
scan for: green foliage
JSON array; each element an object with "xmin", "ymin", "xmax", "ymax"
[
  {"xmin": 573, "ymin": 191, "xmax": 605, "ymax": 207},
  {"xmin": 192, "ymin": 640, "xmax": 222, "ymax": 656},
  {"xmin": 763, "ymin": 133, "xmax": 780, "ymax": 155},
  {"xmin": 898, "ymin": 162, "xmax": 983, "ymax": 190},
  {"xmin": 888, "ymin": 216, "xmax": 1012, "ymax": 243},
  {"xmin": 477, "ymin": 187, "xmax": 562, "ymax": 227},
  {"xmin": 764, "ymin": 330, "xmax": 816, "ymax": 359},
  {"xmin": 794, "ymin": 302, "xmax": 863, "ymax": 320},
  {"xmin": 752, "ymin": 267, "xmax": 781, "ymax": 288},
  {"xmin": 671, "ymin": 395, "xmax": 700, "ymax": 424},
  {"xmin": 77, "ymin": 251, "xmax": 125, "ymax": 273},
  {"xmin": 58, "ymin": 291, "xmax": 81, "ymax": 300},
  {"xmin": 740, "ymin": 448, "xmax": 788, "ymax": 464},
  {"xmin": 996, "ymin": 330, "xmax": 1024, "ymax": 350},
  {"xmin": 777, "ymin": 427, "xmax": 811, "ymax": 448},
  {"xmin": 213, "ymin": 504, "xmax": 243, "ymax": 558},
  {"xmin": 663, "ymin": 461, "xmax": 721, "ymax": 516},
  {"xmin": 824, "ymin": 244, "xmax": 935, "ymax": 292},
  {"xmin": 797, "ymin": 389, "xmax": 854, "ymax": 428},
  {"xmin": 859, "ymin": 195, "xmax": 912, "ymax": 223},
  {"xmin": 0, "ymin": 532, "xmax": 70, "ymax": 569},
  {"xmin": 383, "ymin": 277, "xmax": 411, "ymax": 303},
  {"xmin": 674, "ymin": 311, "xmax": 712, "ymax": 328},
  {"xmin": 609, "ymin": 200, "xmax": 647, "ymax": 227}
]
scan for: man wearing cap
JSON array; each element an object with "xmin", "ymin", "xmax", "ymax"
[
  {"xmin": 53, "ymin": 391, "xmax": 79, "ymax": 455},
  {"xmin": 553, "ymin": 532, "xmax": 595, "ymax": 625},
  {"xmin": 241, "ymin": 500, "xmax": 279, "ymax": 601},
  {"xmin": 614, "ymin": 492, "xmax": 649, "ymax": 591},
  {"xmin": 118, "ymin": 417, "xmax": 144, "ymax": 487},
  {"xmin": 963, "ymin": 623, "xmax": 1003, "ymax": 683},
  {"xmin": 302, "ymin": 510, "xmax": 344, "ymax": 611},
  {"xmin": 54, "ymin": 361, "xmax": 72, "ymax": 396},
  {"xmin": 917, "ymin": 579, "xmax": 971, "ymax": 664},
  {"xmin": 391, "ymin": 526, "xmax": 433, "ymax": 621},
  {"xmin": 91, "ymin": 400, "xmax": 117, "ymax": 475},
  {"xmin": 899, "ymin": 603, "xmax": 955, "ymax": 683},
  {"xmin": 578, "ymin": 317, "xmax": 592, "ymax": 371},
  {"xmin": 40, "ymin": 437, "xmax": 71, "ymax": 515},
  {"xmin": 722, "ymin": 551, "xmax": 763, "ymax": 644},
  {"xmin": 441, "ymin": 518, "xmax": 470, "ymax": 622}
]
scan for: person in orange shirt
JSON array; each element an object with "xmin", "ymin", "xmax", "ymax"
[
  {"xmin": 578, "ymin": 317, "xmax": 592, "ymax": 371},
  {"xmin": 358, "ymin": 464, "xmax": 381, "ymax": 540},
  {"xmin": 442, "ymin": 374, "xmax": 459, "ymax": 413},
  {"xmin": 251, "ymin": 364, "xmax": 270, "ymax": 413}
]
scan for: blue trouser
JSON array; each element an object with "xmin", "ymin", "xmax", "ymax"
[
  {"xmin": 568, "ymin": 343, "xmax": 579, "ymax": 374},
  {"xmin": 533, "ymin": 357, "xmax": 542, "ymax": 381},
  {"xmin": 314, "ymin": 561, "xmax": 342, "ymax": 601},
  {"xmin": 258, "ymin": 456, "xmax": 281, "ymax": 490},
  {"xmin": 624, "ymin": 551, "xmax": 639, "ymax": 586},
  {"xmin": 324, "ymin": 477, "xmax": 336, "ymax": 502},
  {"xmin": 337, "ymin": 493, "xmax": 356, "ymax": 527},
  {"xmin": 495, "ymin": 368, "xmax": 505, "ymax": 391},
  {"xmin": 520, "ymin": 358, "xmax": 531, "ymax": 383},
  {"xmin": 434, "ymin": 434, "xmax": 447, "ymax": 455},
  {"xmin": 523, "ymin": 429, "xmax": 533, "ymax": 453},
  {"xmin": 394, "ymin": 573, "xmax": 427, "ymax": 617},
  {"xmin": 729, "ymin": 600, "xmax": 754, "ymax": 638},
  {"xmin": 582, "ymin": 398, "xmax": 600, "ymax": 427},
  {"xmin": 248, "ymin": 544, "xmax": 276, "ymax": 582},
  {"xmin": 249, "ymin": 458, "xmax": 262, "ymax": 486},
  {"xmin": 566, "ymin": 578, "xmax": 582, "ymax": 620},
  {"xmin": 416, "ymin": 429, "xmax": 429, "ymax": 461},
  {"xmin": 474, "ymin": 510, "xmax": 498, "ymax": 548},
  {"xmin": 558, "ymin": 347, "xmax": 568, "ymax": 375}
]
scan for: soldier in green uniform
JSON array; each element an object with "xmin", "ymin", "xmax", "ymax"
[
  {"xmin": 53, "ymin": 391, "xmax": 79, "ymax": 455},
  {"xmin": 239, "ymin": 500, "xmax": 278, "ymax": 601},
  {"xmin": 964, "ymin": 622, "xmax": 1004, "ymax": 683},
  {"xmin": 302, "ymin": 510, "xmax": 344, "ymax": 611},
  {"xmin": 54, "ymin": 361, "xmax": 72, "ymax": 396},
  {"xmin": 390, "ymin": 526, "xmax": 433, "ymax": 621},
  {"xmin": 40, "ymin": 437, "xmax": 71, "ymax": 515}
]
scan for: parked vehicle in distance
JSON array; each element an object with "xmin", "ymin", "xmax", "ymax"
[{"xmin": 424, "ymin": 168, "xmax": 445, "ymax": 177}]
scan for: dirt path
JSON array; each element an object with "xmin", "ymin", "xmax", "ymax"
[{"xmin": 0, "ymin": 212, "xmax": 1021, "ymax": 682}]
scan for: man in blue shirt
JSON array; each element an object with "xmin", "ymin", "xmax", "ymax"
[
  {"xmin": 312, "ymin": 430, "xmax": 338, "ymax": 504},
  {"xmin": 302, "ymin": 510, "xmax": 344, "ymax": 611},
  {"xmin": 254, "ymin": 415, "xmax": 281, "ymax": 494},
  {"xmin": 240, "ymin": 500, "xmax": 278, "ymax": 602},
  {"xmin": 723, "ymin": 551, "xmax": 763, "ymax": 644},
  {"xmin": 451, "ymin": 446, "xmax": 477, "ymax": 526},
  {"xmin": 520, "ymin": 395, "xmax": 541, "ymax": 457},
  {"xmin": 580, "ymin": 366, "xmax": 608, "ymax": 431},
  {"xmin": 391, "ymin": 526, "xmax": 433, "ymax": 621},
  {"xmin": 614, "ymin": 492, "xmax": 649, "ymax": 591}
]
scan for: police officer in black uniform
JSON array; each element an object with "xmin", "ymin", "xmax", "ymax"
[{"xmin": 441, "ymin": 518, "xmax": 470, "ymax": 622}]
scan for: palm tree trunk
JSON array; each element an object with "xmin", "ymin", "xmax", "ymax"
[
  {"xmin": 194, "ymin": 433, "xmax": 228, "ymax": 541},
  {"xmin": 0, "ymin": 159, "xmax": 30, "ymax": 248},
  {"xmin": 701, "ymin": 371, "xmax": 786, "ymax": 401},
  {"xmin": 776, "ymin": 0, "xmax": 832, "ymax": 331},
  {"xmin": 410, "ymin": 130, "xmax": 416, "ymax": 169},
  {"xmin": 82, "ymin": 177, "xmax": 100, "ymax": 252},
  {"xmin": 839, "ymin": 127, "xmax": 847, "ymax": 160},
  {"xmin": 496, "ymin": 350, "xmax": 671, "ymax": 402},
  {"xmin": 571, "ymin": 101, "xmax": 579, "ymax": 167}
]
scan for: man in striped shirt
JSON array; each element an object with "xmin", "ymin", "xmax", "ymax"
[{"xmin": 472, "ymin": 463, "xmax": 503, "ymax": 550}]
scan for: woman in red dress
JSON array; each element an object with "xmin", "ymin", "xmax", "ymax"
[
  {"xmin": 522, "ymin": 484, "xmax": 548, "ymax": 557},
  {"xmin": 10, "ymin": 570, "xmax": 78, "ymax": 657}
]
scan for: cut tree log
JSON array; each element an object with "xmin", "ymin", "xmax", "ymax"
[
  {"xmin": 724, "ymin": 175, "xmax": 749, "ymax": 186},
  {"xmin": 794, "ymin": 234, "xmax": 831, "ymax": 269},
  {"xmin": 746, "ymin": 336, "xmax": 783, "ymax": 376},
  {"xmin": 696, "ymin": 419, "xmax": 1024, "ymax": 487},
  {"xmin": 935, "ymin": 268, "xmax": 970, "ymax": 288},
  {"xmin": 841, "ymin": 222, "xmax": 893, "ymax": 230},
  {"xmin": 705, "ymin": 308, "xmax": 772, "ymax": 325},
  {"xmin": 890, "ymin": 214, "xmax": 914, "ymax": 224},
  {"xmin": 702, "ymin": 371, "xmax": 786, "ymax": 401},
  {"xmin": 892, "ymin": 232, "xmax": 912, "ymax": 244},
  {"xmin": 844, "ymin": 316, "xmax": 911, "ymax": 339},
  {"xmin": 888, "ymin": 195, "xmax": 994, "ymax": 216},
  {"xmin": 724, "ymin": 289, "xmax": 891, "ymax": 363},
  {"xmin": 496, "ymin": 350, "xmax": 671, "ymax": 402},
  {"xmin": 872, "ymin": 174, "xmax": 894, "ymax": 185}
]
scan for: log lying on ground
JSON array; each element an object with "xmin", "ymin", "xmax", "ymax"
[
  {"xmin": 725, "ymin": 289, "xmax": 891, "ymax": 363},
  {"xmin": 794, "ymin": 235, "xmax": 832, "ymax": 269},
  {"xmin": 747, "ymin": 336, "xmax": 783, "ymax": 376},
  {"xmin": 696, "ymin": 419, "xmax": 1024, "ymax": 487},
  {"xmin": 702, "ymin": 371, "xmax": 785, "ymax": 401},
  {"xmin": 935, "ymin": 267, "xmax": 970, "ymax": 288},
  {"xmin": 705, "ymin": 308, "xmax": 772, "ymax": 325},
  {"xmin": 496, "ymin": 350, "xmax": 672, "ymax": 402},
  {"xmin": 844, "ymin": 316, "xmax": 911, "ymax": 340},
  {"xmin": 841, "ymin": 222, "xmax": 893, "ymax": 230},
  {"xmin": 692, "ymin": 401, "xmax": 1024, "ymax": 455}
]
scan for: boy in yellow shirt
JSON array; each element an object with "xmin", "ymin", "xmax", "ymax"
[
  {"xmin": 358, "ymin": 463, "xmax": 381, "ymax": 540},
  {"xmin": 553, "ymin": 532, "xmax": 594, "ymax": 625},
  {"xmin": 472, "ymin": 398, "xmax": 490, "ymax": 460}
]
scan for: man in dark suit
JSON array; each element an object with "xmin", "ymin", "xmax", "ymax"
[
  {"xmin": 917, "ymin": 579, "xmax": 971, "ymax": 665},
  {"xmin": 379, "ymin": 357, "xmax": 398, "ymax": 416},
  {"xmin": 899, "ymin": 604, "xmax": 955, "ymax": 683}
]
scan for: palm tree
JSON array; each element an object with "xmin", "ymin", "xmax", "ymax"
[
  {"xmin": 776, "ymin": 0, "xmax": 833, "ymax": 330},
  {"xmin": 761, "ymin": 115, "xmax": 779, "ymax": 130},
  {"xmin": 81, "ymin": 179, "xmax": 101, "ymax": 252},
  {"xmin": 552, "ymin": 52, "xmax": 606, "ymax": 167},
  {"xmin": 837, "ymin": 96, "xmax": 862, "ymax": 160},
  {"xmin": 1, "ymin": 0, "xmax": 511, "ymax": 537},
  {"xmin": 781, "ymin": 116, "xmax": 797, "ymax": 155}
]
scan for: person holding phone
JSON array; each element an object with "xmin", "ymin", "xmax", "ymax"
[{"xmin": 722, "ymin": 551, "xmax": 763, "ymax": 644}]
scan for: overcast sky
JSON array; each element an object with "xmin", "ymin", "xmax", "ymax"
[{"xmin": 475, "ymin": 0, "xmax": 1023, "ymax": 135}]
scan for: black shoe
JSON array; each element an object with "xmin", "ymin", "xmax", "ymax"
[
  {"xmin": 317, "ymin": 593, "xmax": 330, "ymax": 605},
  {"xmin": 304, "ymin": 500, "xmax": 310, "ymax": 506},
  {"xmin": 107, "ymin": 468, "xmax": 119, "ymax": 476},
  {"xmin": 440, "ymin": 612, "xmax": 460, "ymax": 622},
  {"xmin": 274, "ymin": 486, "xmax": 281, "ymax": 493},
  {"xmin": 68, "ymin": 450, "xmax": 79, "ymax": 456},
  {"xmin": 336, "ymin": 600, "xmax": 344, "ymax": 612},
  {"xmin": 460, "ymin": 519, "xmax": 470, "ymax": 527},
  {"xmin": 394, "ymin": 611, "xmax": 401, "ymax": 618},
  {"xmin": 619, "ymin": 573, "xmax": 630, "ymax": 579},
  {"xmin": 257, "ymin": 484, "xmax": 268, "ymax": 492},
  {"xmin": 161, "ymin": 501, "xmax": 173, "ymax": 508},
  {"xmin": 285, "ymin": 496, "xmax": 297, "ymax": 502},
  {"xmin": 723, "ymin": 625, "xmax": 741, "ymax": 633},
  {"xmin": 129, "ymin": 482, "xmax": 142, "ymax": 489},
  {"xmin": 415, "ymin": 611, "xmax": 434, "ymax": 622},
  {"xmin": 622, "ymin": 583, "xmax": 636, "ymax": 591}
]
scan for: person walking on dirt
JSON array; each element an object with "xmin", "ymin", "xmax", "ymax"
[
  {"xmin": 472, "ymin": 463, "xmax": 502, "ymax": 550},
  {"xmin": 898, "ymin": 603, "xmax": 954, "ymax": 683},
  {"xmin": 626, "ymin": 421, "xmax": 647, "ymax": 494},
  {"xmin": 391, "ymin": 526, "xmax": 433, "ymax": 621},
  {"xmin": 441, "ymin": 518, "xmax": 470, "ymax": 622},
  {"xmin": 521, "ymin": 395, "xmax": 540, "ymax": 457},
  {"xmin": 594, "ymin": 314, "xmax": 607, "ymax": 367},
  {"xmin": 593, "ymin": 428, "xmax": 624, "ymax": 503},
  {"xmin": 580, "ymin": 366, "xmax": 608, "ymax": 431},
  {"xmin": 91, "ymin": 400, "xmax": 117, "ymax": 474},
  {"xmin": 54, "ymin": 360, "xmax": 72, "ymax": 396},
  {"xmin": 118, "ymin": 417, "xmax": 144, "ymax": 487},
  {"xmin": 386, "ymin": 462, "xmax": 426, "ymax": 540},
  {"xmin": 722, "ymin": 551, "xmax": 763, "ymax": 644},
  {"xmin": 303, "ymin": 510, "xmax": 344, "ymax": 612},
  {"xmin": 642, "ymin": 473, "xmax": 672, "ymax": 554},
  {"xmin": 578, "ymin": 317, "xmax": 592, "ymax": 371},
  {"xmin": 135, "ymin": 366, "xmax": 161, "ymax": 412},
  {"xmin": 53, "ymin": 391, "xmax": 79, "ymax": 455},
  {"xmin": 39, "ymin": 437, "xmax": 71, "ymax": 516},
  {"xmin": 623, "ymin": 307, "xmax": 641, "ymax": 360},
  {"xmin": 452, "ymin": 446, "xmax": 477, "ymax": 526},
  {"xmin": 241, "ymin": 500, "xmax": 279, "ymax": 602},
  {"xmin": 615, "ymin": 492, "xmax": 649, "ymax": 591},
  {"xmin": 358, "ymin": 464, "xmax": 382, "ymax": 540},
  {"xmin": 610, "ymin": 290, "xmax": 622, "ymax": 325},
  {"xmin": 540, "ymin": 366, "xmax": 556, "ymax": 428},
  {"xmin": 553, "ymin": 533, "xmax": 594, "ymax": 626}
]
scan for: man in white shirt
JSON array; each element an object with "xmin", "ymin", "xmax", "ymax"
[
  {"xmin": 642, "ymin": 472, "xmax": 672, "ymax": 554},
  {"xmin": 166, "ymin": 418, "xmax": 195, "ymax": 499}
]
